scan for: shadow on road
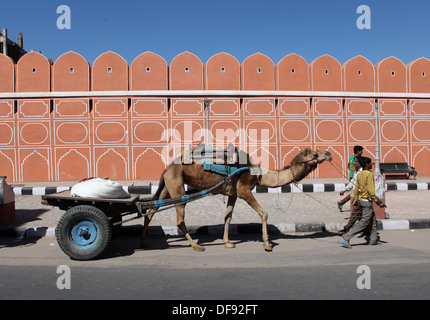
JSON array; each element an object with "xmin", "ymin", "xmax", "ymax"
[
  {"xmin": 99, "ymin": 224, "xmax": 340, "ymax": 260},
  {"xmin": 0, "ymin": 236, "xmax": 43, "ymax": 249}
]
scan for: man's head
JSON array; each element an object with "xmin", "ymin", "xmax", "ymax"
[
  {"xmin": 356, "ymin": 156, "xmax": 372, "ymax": 170},
  {"xmin": 353, "ymin": 145, "xmax": 364, "ymax": 156},
  {"xmin": 353, "ymin": 156, "xmax": 361, "ymax": 170}
]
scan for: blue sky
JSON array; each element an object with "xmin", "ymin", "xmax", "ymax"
[{"xmin": 2, "ymin": 0, "xmax": 430, "ymax": 65}]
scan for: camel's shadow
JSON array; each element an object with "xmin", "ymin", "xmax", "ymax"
[
  {"xmin": 193, "ymin": 227, "xmax": 338, "ymax": 251},
  {"xmin": 100, "ymin": 223, "xmax": 339, "ymax": 259}
]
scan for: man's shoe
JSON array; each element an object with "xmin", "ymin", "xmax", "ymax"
[
  {"xmin": 369, "ymin": 241, "xmax": 381, "ymax": 246},
  {"xmin": 340, "ymin": 241, "xmax": 352, "ymax": 249}
]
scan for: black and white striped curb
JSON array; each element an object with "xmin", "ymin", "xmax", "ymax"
[
  {"xmin": 2, "ymin": 219, "xmax": 429, "ymax": 238},
  {"xmin": 11, "ymin": 181, "xmax": 430, "ymax": 196}
]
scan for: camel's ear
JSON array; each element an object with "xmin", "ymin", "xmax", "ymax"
[{"xmin": 300, "ymin": 148, "xmax": 310, "ymax": 155}]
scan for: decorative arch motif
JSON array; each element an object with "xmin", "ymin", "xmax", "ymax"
[
  {"xmin": 277, "ymin": 53, "xmax": 309, "ymax": 91},
  {"xmin": 310, "ymin": 54, "xmax": 341, "ymax": 92}
]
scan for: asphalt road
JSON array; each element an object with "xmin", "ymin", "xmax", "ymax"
[{"xmin": 0, "ymin": 230, "xmax": 429, "ymax": 302}]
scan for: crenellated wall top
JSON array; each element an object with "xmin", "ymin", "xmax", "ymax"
[{"xmin": 0, "ymin": 51, "xmax": 429, "ymax": 93}]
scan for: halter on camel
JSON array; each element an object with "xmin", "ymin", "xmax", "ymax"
[{"xmin": 278, "ymin": 151, "xmax": 321, "ymax": 184}]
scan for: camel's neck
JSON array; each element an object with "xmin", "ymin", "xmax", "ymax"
[{"xmin": 259, "ymin": 166, "xmax": 303, "ymax": 188}]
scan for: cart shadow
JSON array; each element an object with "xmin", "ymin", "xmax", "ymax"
[
  {"xmin": 0, "ymin": 236, "xmax": 42, "ymax": 249},
  {"xmin": 100, "ymin": 237, "xmax": 140, "ymax": 259},
  {"xmin": 11, "ymin": 208, "xmax": 50, "ymax": 228}
]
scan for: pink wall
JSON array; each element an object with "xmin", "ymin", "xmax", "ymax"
[{"xmin": 0, "ymin": 51, "xmax": 429, "ymax": 182}]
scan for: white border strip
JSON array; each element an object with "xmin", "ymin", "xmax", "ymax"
[
  {"xmin": 381, "ymin": 220, "xmax": 410, "ymax": 230},
  {"xmin": 32, "ymin": 187, "xmax": 46, "ymax": 196},
  {"xmin": 395, "ymin": 183, "xmax": 409, "ymax": 191},
  {"xmin": 334, "ymin": 183, "xmax": 346, "ymax": 192},
  {"xmin": 417, "ymin": 183, "xmax": 428, "ymax": 190},
  {"xmin": 313, "ymin": 184, "xmax": 325, "ymax": 193},
  {"xmin": 13, "ymin": 187, "xmax": 22, "ymax": 195},
  {"xmin": 2, "ymin": 90, "xmax": 430, "ymax": 99}
]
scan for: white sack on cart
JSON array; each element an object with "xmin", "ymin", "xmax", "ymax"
[{"xmin": 71, "ymin": 178, "xmax": 130, "ymax": 199}]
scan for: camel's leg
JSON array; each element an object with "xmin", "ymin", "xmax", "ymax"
[
  {"xmin": 241, "ymin": 192, "xmax": 272, "ymax": 251},
  {"xmin": 164, "ymin": 178, "xmax": 205, "ymax": 252},
  {"xmin": 140, "ymin": 213, "xmax": 155, "ymax": 248},
  {"xmin": 223, "ymin": 195, "xmax": 237, "ymax": 248},
  {"xmin": 141, "ymin": 186, "xmax": 170, "ymax": 248},
  {"xmin": 174, "ymin": 203, "xmax": 204, "ymax": 252}
]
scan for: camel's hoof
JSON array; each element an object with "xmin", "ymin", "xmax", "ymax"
[
  {"xmin": 263, "ymin": 243, "xmax": 272, "ymax": 252},
  {"xmin": 224, "ymin": 242, "xmax": 236, "ymax": 249},
  {"xmin": 193, "ymin": 245, "xmax": 205, "ymax": 252}
]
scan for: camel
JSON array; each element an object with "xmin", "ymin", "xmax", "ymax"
[{"xmin": 141, "ymin": 146, "xmax": 332, "ymax": 251}]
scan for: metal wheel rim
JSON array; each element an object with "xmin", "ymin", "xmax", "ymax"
[{"xmin": 67, "ymin": 218, "xmax": 99, "ymax": 249}]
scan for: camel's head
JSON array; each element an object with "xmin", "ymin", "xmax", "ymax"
[
  {"xmin": 293, "ymin": 148, "xmax": 332, "ymax": 167},
  {"xmin": 283, "ymin": 148, "xmax": 332, "ymax": 182},
  {"xmin": 313, "ymin": 148, "xmax": 332, "ymax": 164}
]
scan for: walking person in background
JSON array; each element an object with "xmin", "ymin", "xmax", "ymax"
[
  {"xmin": 337, "ymin": 156, "xmax": 362, "ymax": 213},
  {"xmin": 337, "ymin": 156, "xmax": 362, "ymax": 234},
  {"xmin": 340, "ymin": 156, "xmax": 386, "ymax": 248},
  {"xmin": 338, "ymin": 145, "xmax": 364, "ymax": 211},
  {"xmin": 348, "ymin": 146, "xmax": 364, "ymax": 180},
  {"xmin": 348, "ymin": 145, "xmax": 364, "ymax": 180}
]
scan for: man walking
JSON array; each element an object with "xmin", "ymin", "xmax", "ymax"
[
  {"xmin": 337, "ymin": 156, "xmax": 362, "ymax": 213},
  {"xmin": 337, "ymin": 156, "xmax": 362, "ymax": 234},
  {"xmin": 338, "ymin": 145, "xmax": 364, "ymax": 211},
  {"xmin": 340, "ymin": 156, "xmax": 386, "ymax": 248}
]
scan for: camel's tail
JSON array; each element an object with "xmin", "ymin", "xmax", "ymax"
[
  {"xmin": 142, "ymin": 171, "xmax": 167, "ymax": 216},
  {"xmin": 151, "ymin": 170, "xmax": 166, "ymax": 201}
]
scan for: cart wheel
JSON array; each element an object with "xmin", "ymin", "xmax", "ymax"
[{"xmin": 56, "ymin": 205, "xmax": 112, "ymax": 261}]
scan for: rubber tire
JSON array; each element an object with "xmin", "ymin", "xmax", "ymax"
[{"xmin": 56, "ymin": 205, "xmax": 112, "ymax": 261}]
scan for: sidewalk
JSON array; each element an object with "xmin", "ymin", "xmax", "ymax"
[{"xmin": 1, "ymin": 177, "xmax": 430, "ymax": 238}]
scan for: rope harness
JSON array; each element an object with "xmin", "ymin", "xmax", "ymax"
[{"xmin": 274, "ymin": 157, "xmax": 354, "ymax": 213}]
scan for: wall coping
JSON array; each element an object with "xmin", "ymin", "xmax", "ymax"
[{"xmin": 1, "ymin": 90, "xmax": 430, "ymax": 99}]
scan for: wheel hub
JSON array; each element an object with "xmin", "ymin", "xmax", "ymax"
[
  {"xmin": 79, "ymin": 227, "xmax": 90, "ymax": 239},
  {"xmin": 68, "ymin": 219, "xmax": 98, "ymax": 248}
]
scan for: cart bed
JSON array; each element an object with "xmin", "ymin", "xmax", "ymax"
[{"xmin": 41, "ymin": 190, "xmax": 141, "ymax": 209}]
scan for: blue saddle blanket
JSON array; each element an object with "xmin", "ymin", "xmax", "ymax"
[
  {"xmin": 198, "ymin": 145, "xmax": 246, "ymax": 176},
  {"xmin": 202, "ymin": 161, "xmax": 239, "ymax": 176}
]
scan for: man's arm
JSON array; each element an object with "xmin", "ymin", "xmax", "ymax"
[
  {"xmin": 366, "ymin": 173, "xmax": 385, "ymax": 207},
  {"xmin": 353, "ymin": 180, "xmax": 360, "ymax": 204}
]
